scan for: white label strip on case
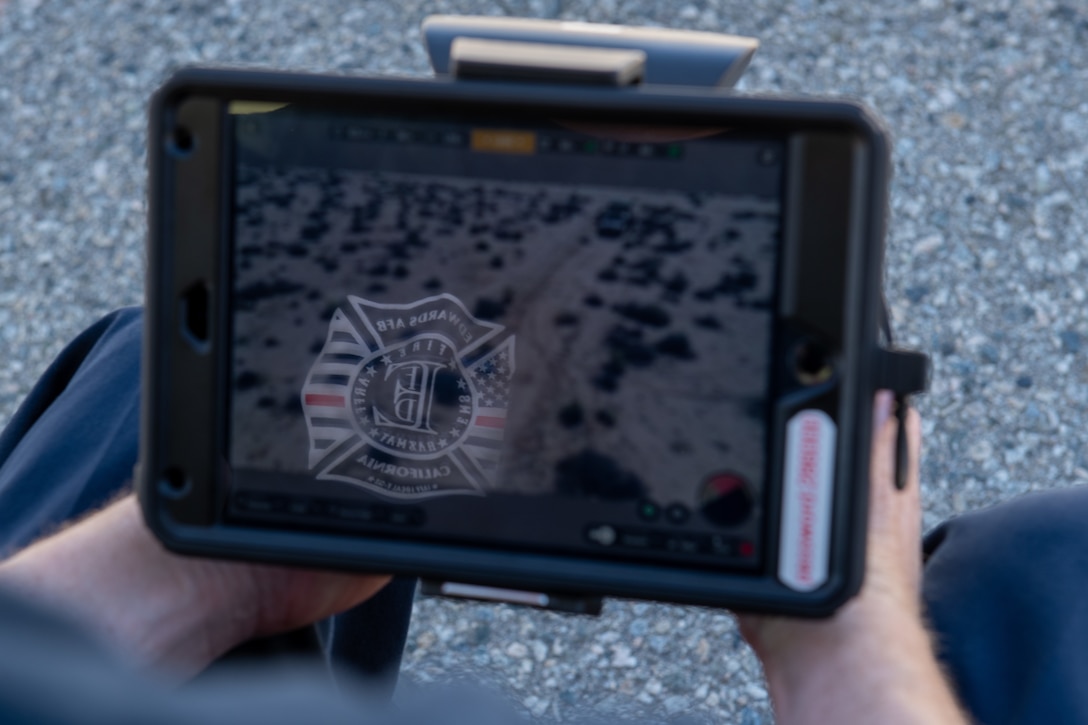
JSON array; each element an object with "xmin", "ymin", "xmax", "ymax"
[{"xmin": 778, "ymin": 409, "xmax": 837, "ymax": 592}]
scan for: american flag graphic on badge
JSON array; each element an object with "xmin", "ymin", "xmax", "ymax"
[{"xmin": 301, "ymin": 293, "xmax": 515, "ymax": 499}]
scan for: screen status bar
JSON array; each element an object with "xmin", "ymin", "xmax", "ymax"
[{"xmin": 324, "ymin": 121, "xmax": 687, "ymax": 160}]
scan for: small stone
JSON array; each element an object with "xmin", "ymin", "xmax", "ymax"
[
  {"xmin": 746, "ymin": 684, "xmax": 768, "ymax": 700},
  {"xmin": 648, "ymin": 635, "xmax": 669, "ymax": 653},
  {"xmin": 941, "ymin": 112, "xmax": 967, "ymax": 129},
  {"xmin": 740, "ymin": 706, "xmax": 764, "ymax": 725},
  {"xmin": 1060, "ymin": 331, "xmax": 1081, "ymax": 354},
  {"xmin": 505, "ymin": 642, "xmax": 528, "ymax": 659},
  {"xmin": 1016, "ymin": 375, "xmax": 1034, "ymax": 388},
  {"xmin": 905, "ymin": 284, "xmax": 930, "ymax": 303},
  {"xmin": 610, "ymin": 644, "xmax": 637, "ymax": 668},
  {"xmin": 968, "ymin": 439, "xmax": 994, "ymax": 462},
  {"xmin": 91, "ymin": 159, "xmax": 109, "ymax": 182},
  {"xmin": 913, "ymin": 235, "xmax": 942, "ymax": 255},
  {"xmin": 664, "ymin": 695, "xmax": 691, "ymax": 715},
  {"xmin": 523, "ymin": 695, "xmax": 548, "ymax": 718},
  {"xmin": 530, "ymin": 640, "xmax": 548, "ymax": 662},
  {"xmin": 950, "ymin": 359, "xmax": 977, "ymax": 377}
]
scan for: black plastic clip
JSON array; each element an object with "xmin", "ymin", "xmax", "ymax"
[
  {"xmin": 874, "ymin": 348, "xmax": 929, "ymax": 397},
  {"xmin": 873, "ymin": 348, "xmax": 929, "ymax": 490}
]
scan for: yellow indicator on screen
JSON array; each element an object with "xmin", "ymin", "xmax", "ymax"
[
  {"xmin": 228, "ymin": 101, "xmax": 289, "ymax": 115},
  {"xmin": 471, "ymin": 129, "xmax": 536, "ymax": 155}
]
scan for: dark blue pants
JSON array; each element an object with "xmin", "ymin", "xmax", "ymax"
[
  {"xmin": 923, "ymin": 487, "xmax": 1088, "ymax": 724},
  {"xmin": 1, "ymin": 308, "xmax": 1085, "ymax": 722},
  {"xmin": 0, "ymin": 308, "xmax": 415, "ymax": 698}
]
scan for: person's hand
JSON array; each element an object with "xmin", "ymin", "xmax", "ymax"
[
  {"xmin": 737, "ymin": 392, "xmax": 966, "ymax": 724},
  {"xmin": 222, "ymin": 534, "xmax": 392, "ymax": 644},
  {"xmin": 739, "ymin": 390, "xmax": 922, "ymax": 659},
  {"xmin": 0, "ymin": 495, "xmax": 390, "ymax": 678}
]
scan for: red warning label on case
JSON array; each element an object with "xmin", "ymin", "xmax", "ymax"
[{"xmin": 778, "ymin": 409, "xmax": 837, "ymax": 592}]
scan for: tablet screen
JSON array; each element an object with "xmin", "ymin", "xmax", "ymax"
[{"xmin": 226, "ymin": 103, "xmax": 783, "ymax": 570}]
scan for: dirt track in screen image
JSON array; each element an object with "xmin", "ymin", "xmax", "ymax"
[{"xmin": 231, "ymin": 165, "xmax": 778, "ymax": 506}]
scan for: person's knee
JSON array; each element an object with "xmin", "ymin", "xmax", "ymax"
[
  {"xmin": 922, "ymin": 487, "xmax": 1088, "ymax": 723},
  {"xmin": 926, "ymin": 486, "xmax": 1088, "ymax": 581},
  {"xmin": 923, "ymin": 486, "xmax": 1088, "ymax": 660}
]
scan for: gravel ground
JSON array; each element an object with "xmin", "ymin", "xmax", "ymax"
[{"xmin": 1, "ymin": 0, "xmax": 1086, "ymax": 722}]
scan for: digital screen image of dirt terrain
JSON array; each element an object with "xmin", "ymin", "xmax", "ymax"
[{"xmin": 226, "ymin": 105, "xmax": 783, "ymax": 570}]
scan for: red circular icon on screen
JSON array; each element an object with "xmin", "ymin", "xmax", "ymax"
[{"xmin": 699, "ymin": 472, "xmax": 754, "ymax": 527}]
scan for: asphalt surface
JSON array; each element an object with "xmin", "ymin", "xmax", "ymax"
[{"xmin": 1, "ymin": 0, "xmax": 1086, "ymax": 722}]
